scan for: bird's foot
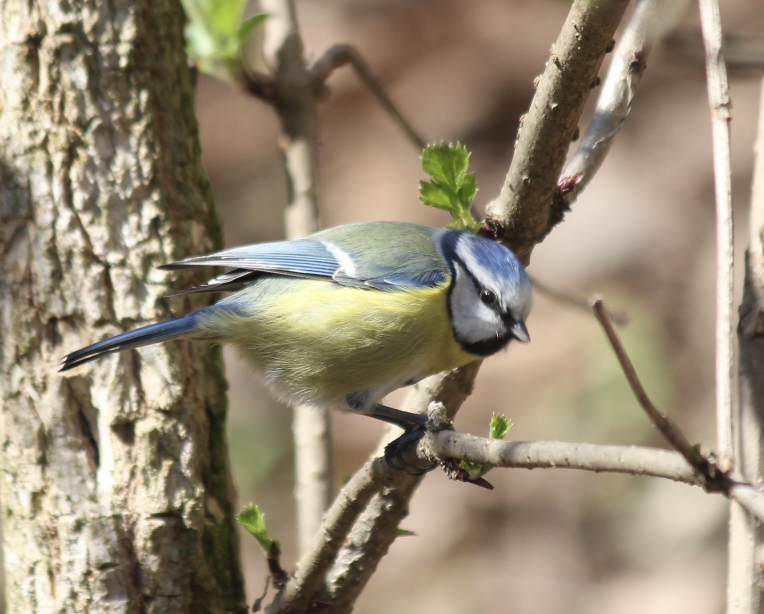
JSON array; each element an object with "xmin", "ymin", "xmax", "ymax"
[{"xmin": 383, "ymin": 427, "xmax": 437, "ymax": 474}]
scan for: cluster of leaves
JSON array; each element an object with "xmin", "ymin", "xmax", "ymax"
[
  {"xmin": 181, "ymin": 0, "xmax": 267, "ymax": 77},
  {"xmin": 459, "ymin": 413, "xmax": 512, "ymax": 480},
  {"xmin": 419, "ymin": 143, "xmax": 481, "ymax": 233}
]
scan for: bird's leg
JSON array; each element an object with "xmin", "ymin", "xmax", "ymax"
[{"xmin": 362, "ymin": 404, "xmax": 435, "ymax": 473}]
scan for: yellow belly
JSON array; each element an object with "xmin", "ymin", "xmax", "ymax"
[{"xmin": 198, "ymin": 277, "xmax": 478, "ymax": 406}]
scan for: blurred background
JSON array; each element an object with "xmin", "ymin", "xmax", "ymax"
[{"xmin": 195, "ymin": 0, "xmax": 764, "ymax": 612}]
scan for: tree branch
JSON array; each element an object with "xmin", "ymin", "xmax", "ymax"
[
  {"xmin": 729, "ymin": 72, "xmax": 764, "ymax": 614},
  {"xmin": 556, "ymin": 0, "xmax": 689, "ymax": 209},
  {"xmin": 698, "ymin": 0, "xmax": 735, "ymax": 473},
  {"xmin": 308, "ymin": 44, "xmax": 427, "ymax": 150},
  {"xmin": 591, "ymin": 299, "xmax": 730, "ymax": 492},
  {"xmin": 530, "ymin": 275, "xmax": 630, "ymax": 326},
  {"xmin": 485, "ymin": 0, "xmax": 630, "ymax": 263}
]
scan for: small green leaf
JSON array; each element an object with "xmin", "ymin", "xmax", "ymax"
[
  {"xmin": 419, "ymin": 142, "xmax": 480, "ymax": 233},
  {"xmin": 396, "ymin": 528, "xmax": 417, "ymax": 537},
  {"xmin": 460, "ymin": 413, "xmax": 513, "ymax": 479},
  {"xmin": 489, "ymin": 413, "xmax": 512, "ymax": 440},
  {"xmin": 184, "ymin": 21, "xmax": 218, "ymax": 60},
  {"xmin": 418, "ymin": 181, "xmax": 456, "ymax": 211},
  {"xmin": 237, "ymin": 504, "xmax": 280, "ymax": 558},
  {"xmin": 238, "ymin": 13, "xmax": 269, "ymax": 44},
  {"xmin": 210, "ymin": 0, "xmax": 246, "ymax": 38}
]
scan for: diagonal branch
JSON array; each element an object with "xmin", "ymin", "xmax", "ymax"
[
  {"xmin": 592, "ymin": 299, "xmax": 730, "ymax": 492},
  {"xmin": 308, "ymin": 44, "xmax": 427, "ymax": 150},
  {"xmin": 556, "ymin": 0, "xmax": 689, "ymax": 209}
]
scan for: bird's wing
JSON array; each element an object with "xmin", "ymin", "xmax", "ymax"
[{"xmin": 161, "ymin": 228, "xmax": 449, "ymax": 294}]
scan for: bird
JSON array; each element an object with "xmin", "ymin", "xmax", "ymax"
[{"xmin": 60, "ymin": 221, "xmax": 532, "ymax": 468}]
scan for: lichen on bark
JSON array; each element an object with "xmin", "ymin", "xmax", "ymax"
[{"xmin": 0, "ymin": 1, "xmax": 245, "ymax": 612}]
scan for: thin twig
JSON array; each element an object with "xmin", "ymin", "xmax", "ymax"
[
  {"xmin": 556, "ymin": 0, "xmax": 689, "ymax": 209},
  {"xmin": 308, "ymin": 44, "xmax": 427, "ymax": 151},
  {"xmin": 529, "ymin": 274, "xmax": 629, "ymax": 325},
  {"xmin": 698, "ymin": 0, "xmax": 735, "ymax": 473},
  {"xmin": 591, "ymin": 299, "xmax": 730, "ymax": 492}
]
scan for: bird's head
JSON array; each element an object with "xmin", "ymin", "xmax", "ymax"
[{"xmin": 439, "ymin": 230, "xmax": 532, "ymax": 357}]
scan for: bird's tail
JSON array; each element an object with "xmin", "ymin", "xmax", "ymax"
[{"xmin": 60, "ymin": 311, "xmax": 201, "ymax": 372}]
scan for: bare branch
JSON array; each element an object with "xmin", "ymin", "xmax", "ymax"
[
  {"xmin": 266, "ymin": 458, "xmax": 409, "ymax": 614},
  {"xmin": 530, "ymin": 274, "xmax": 630, "ymax": 326},
  {"xmin": 729, "ymin": 73, "xmax": 764, "ymax": 614},
  {"xmin": 428, "ymin": 429, "xmax": 764, "ymax": 524},
  {"xmin": 428, "ymin": 431, "xmax": 696, "ymax": 482},
  {"xmin": 556, "ymin": 0, "xmax": 690, "ymax": 208},
  {"xmin": 592, "ymin": 299, "xmax": 730, "ymax": 491},
  {"xmin": 698, "ymin": 0, "xmax": 735, "ymax": 472},
  {"xmin": 308, "ymin": 44, "xmax": 427, "ymax": 150},
  {"xmin": 484, "ymin": 0, "xmax": 630, "ymax": 263}
]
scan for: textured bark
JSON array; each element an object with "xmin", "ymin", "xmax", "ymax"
[{"xmin": 0, "ymin": 1, "xmax": 245, "ymax": 613}]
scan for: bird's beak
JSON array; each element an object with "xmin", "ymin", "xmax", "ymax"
[{"xmin": 510, "ymin": 321, "xmax": 530, "ymax": 343}]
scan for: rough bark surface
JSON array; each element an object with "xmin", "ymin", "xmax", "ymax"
[{"xmin": 0, "ymin": 1, "xmax": 245, "ymax": 612}]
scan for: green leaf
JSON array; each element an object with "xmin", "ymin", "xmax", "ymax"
[
  {"xmin": 418, "ymin": 181, "xmax": 456, "ymax": 211},
  {"xmin": 419, "ymin": 142, "xmax": 480, "ymax": 233},
  {"xmin": 396, "ymin": 528, "xmax": 417, "ymax": 537},
  {"xmin": 210, "ymin": 0, "xmax": 246, "ymax": 38},
  {"xmin": 459, "ymin": 413, "xmax": 513, "ymax": 479},
  {"xmin": 489, "ymin": 413, "xmax": 512, "ymax": 440},
  {"xmin": 184, "ymin": 21, "xmax": 218, "ymax": 60},
  {"xmin": 237, "ymin": 504, "xmax": 281, "ymax": 558},
  {"xmin": 181, "ymin": 0, "xmax": 264, "ymax": 75},
  {"xmin": 238, "ymin": 13, "xmax": 269, "ymax": 44}
]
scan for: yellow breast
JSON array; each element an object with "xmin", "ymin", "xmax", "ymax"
[{"xmin": 198, "ymin": 277, "xmax": 478, "ymax": 406}]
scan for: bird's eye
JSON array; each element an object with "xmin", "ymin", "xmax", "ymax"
[{"xmin": 480, "ymin": 289, "xmax": 497, "ymax": 307}]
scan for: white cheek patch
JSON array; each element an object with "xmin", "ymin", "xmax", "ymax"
[
  {"xmin": 321, "ymin": 241, "xmax": 357, "ymax": 278},
  {"xmin": 450, "ymin": 264, "xmax": 505, "ymax": 344}
]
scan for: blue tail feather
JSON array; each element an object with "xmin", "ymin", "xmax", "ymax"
[{"xmin": 60, "ymin": 311, "xmax": 201, "ymax": 372}]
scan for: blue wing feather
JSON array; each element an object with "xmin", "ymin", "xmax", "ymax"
[{"xmin": 161, "ymin": 222, "xmax": 451, "ymax": 293}]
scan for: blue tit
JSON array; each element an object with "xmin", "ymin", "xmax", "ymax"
[{"xmin": 60, "ymin": 221, "xmax": 532, "ymax": 467}]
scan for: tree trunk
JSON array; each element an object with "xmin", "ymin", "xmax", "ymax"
[{"xmin": 0, "ymin": 1, "xmax": 245, "ymax": 612}]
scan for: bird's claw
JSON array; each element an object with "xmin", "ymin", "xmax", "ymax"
[{"xmin": 383, "ymin": 427, "xmax": 437, "ymax": 475}]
